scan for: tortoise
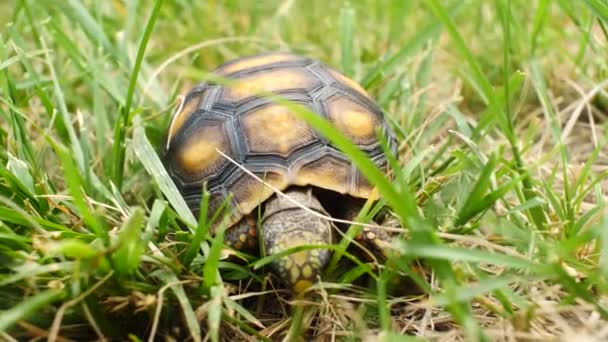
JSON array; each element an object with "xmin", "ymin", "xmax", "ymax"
[{"xmin": 164, "ymin": 52, "xmax": 397, "ymax": 294}]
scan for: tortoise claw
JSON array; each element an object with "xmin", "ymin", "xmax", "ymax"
[{"xmin": 354, "ymin": 226, "xmax": 392, "ymax": 263}]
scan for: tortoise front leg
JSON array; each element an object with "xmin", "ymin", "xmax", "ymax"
[
  {"xmin": 340, "ymin": 199, "xmax": 392, "ymax": 263},
  {"xmin": 224, "ymin": 215, "xmax": 258, "ymax": 253},
  {"xmin": 341, "ymin": 199, "xmax": 421, "ymax": 296}
]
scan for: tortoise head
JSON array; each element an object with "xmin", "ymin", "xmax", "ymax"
[{"xmin": 261, "ymin": 187, "xmax": 332, "ymax": 294}]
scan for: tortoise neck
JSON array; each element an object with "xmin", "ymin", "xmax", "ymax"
[{"xmin": 262, "ymin": 187, "xmax": 326, "ymax": 221}]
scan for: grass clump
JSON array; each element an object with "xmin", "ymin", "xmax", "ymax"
[{"xmin": 1, "ymin": 0, "xmax": 608, "ymax": 341}]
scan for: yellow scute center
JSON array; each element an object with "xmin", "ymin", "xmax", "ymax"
[
  {"xmin": 261, "ymin": 106, "xmax": 296, "ymax": 137},
  {"xmin": 178, "ymin": 139, "xmax": 220, "ymax": 172},
  {"xmin": 327, "ymin": 96, "xmax": 378, "ymax": 143},
  {"xmin": 224, "ymin": 68, "xmax": 314, "ymax": 101},
  {"xmin": 341, "ymin": 109, "xmax": 375, "ymax": 137},
  {"xmin": 242, "ymin": 105, "xmax": 314, "ymax": 155},
  {"xmin": 329, "ymin": 69, "xmax": 371, "ymax": 99}
]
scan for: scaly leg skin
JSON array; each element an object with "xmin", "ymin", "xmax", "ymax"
[
  {"xmin": 224, "ymin": 215, "xmax": 258, "ymax": 254},
  {"xmin": 261, "ymin": 188, "xmax": 332, "ymax": 294},
  {"xmin": 341, "ymin": 200, "xmax": 392, "ymax": 263}
]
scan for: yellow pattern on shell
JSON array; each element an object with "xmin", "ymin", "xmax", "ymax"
[
  {"xmin": 174, "ymin": 122, "xmax": 233, "ymax": 178},
  {"xmin": 328, "ymin": 69, "xmax": 371, "ymax": 99},
  {"xmin": 223, "ymin": 68, "xmax": 314, "ymax": 102},
  {"xmin": 231, "ymin": 172, "xmax": 288, "ymax": 218},
  {"xmin": 178, "ymin": 140, "xmax": 222, "ymax": 174},
  {"xmin": 241, "ymin": 104, "xmax": 315, "ymax": 155},
  {"xmin": 293, "ymin": 154, "xmax": 351, "ymax": 195},
  {"xmin": 218, "ymin": 52, "xmax": 303, "ymax": 75},
  {"xmin": 327, "ymin": 96, "xmax": 378, "ymax": 143}
]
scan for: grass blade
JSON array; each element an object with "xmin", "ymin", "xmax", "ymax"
[
  {"xmin": 202, "ymin": 224, "xmax": 226, "ymax": 294},
  {"xmin": 111, "ymin": 208, "xmax": 147, "ymax": 277},
  {"xmin": 0, "ymin": 289, "xmax": 64, "ymax": 332},
  {"xmin": 455, "ymin": 155, "xmax": 497, "ymax": 226},
  {"xmin": 155, "ymin": 271, "xmax": 201, "ymax": 342},
  {"xmin": 397, "ymin": 242, "xmax": 543, "ymax": 272},
  {"xmin": 531, "ymin": 0, "xmax": 550, "ymax": 54},
  {"xmin": 424, "ymin": 0, "xmax": 493, "ymax": 103},
  {"xmin": 182, "ymin": 189, "xmax": 211, "ymax": 268},
  {"xmin": 584, "ymin": 0, "xmax": 608, "ymax": 24},
  {"xmin": 41, "ymin": 38, "xmax": 86, "ymax": 172},
  {"xmin": 432, "ymin": 275, "xmax": 522, "ymax": 306},
  {"xmin": 132, "ymin": 119, "xmax": 196, "ymax": 226},
  {"xmin": 50, "ymin": 140, "xmax": 107, "ymax": 242},
  {"xmin": 111, "ymin": 0, "xmax": 163, "ymax": 188},
  {"xmin": 207, "ymin": 285, "xmax": 222, "ymax": 342},
  {"xmin": 57, "ymin": 0, "xmax": 126, "ymax": 65},
  {"xmin": 339, "ymin": 3, "xmax": 355, "ymax": 77}
]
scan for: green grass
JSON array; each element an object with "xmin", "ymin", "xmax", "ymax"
[{"xmin": 1, "ymin": 0, "xmax": 608, "ymax": 340}]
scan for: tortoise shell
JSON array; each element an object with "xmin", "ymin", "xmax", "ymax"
[{"xmin": 165, "ymin": 52, "xmax": 397, "ymax": 228}]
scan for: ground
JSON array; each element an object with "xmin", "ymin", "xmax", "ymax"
[{"xmin": 1, "ymin": 1, "xmax": 607, "ymax": 341}]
